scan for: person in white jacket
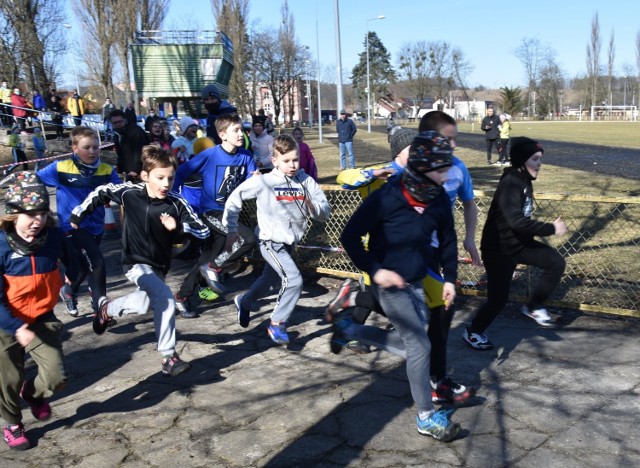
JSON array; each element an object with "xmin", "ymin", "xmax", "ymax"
[{"xmin": 223, "ymin": 134, "xmax": 331, "ymax": 345}]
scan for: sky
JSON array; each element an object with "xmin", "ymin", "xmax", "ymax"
[{"xmin": 63, "ymin": 0, "xmax": 639, "ymax": 90}]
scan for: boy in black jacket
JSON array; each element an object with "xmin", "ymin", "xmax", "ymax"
[
  {"xmin": 70, "ymin": 146, "xmax": 210, "ymax": 376},
  {"xmin": 462, "ymin": 137, "xmax": 568, "ymax": 351}
]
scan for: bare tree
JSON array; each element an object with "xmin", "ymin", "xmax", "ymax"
[
  {"xmin": 73, "ymin": 0, "xmax": 119, "ymax": 99},
  {"xmin": 398, "ymin": 41, "xmax": 432, "ymax": 106},
  {"xmin": 139, "ymin": 0, "xmax": 169, "ymax": 31},
  {"xmin": 212, "ymin": 0, "xmax": 253, "ymax": 115},
  {"xmin": 586, "ymin": 12, "xmax": 601, "ymax": 107},
  {"xmin": 279, "ymin": 1, "xmax": 308, "ymax": 125},
  {"xmin": 606, "ymin": 29, "xmax": 615, "ymax": 106},
  {"xmin": 0, "ymin": 0, "xmax": 67, "ymax": 93},
  {"xmin": 515, "ymin": 38, "xmax": 545, "ymax": 117}
]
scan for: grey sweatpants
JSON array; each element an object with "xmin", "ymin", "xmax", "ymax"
[
  {"xmin": 240, "ymin": 240, "xmax": 303, "ymax": 324},
  {"xmin": 347, "ymin": 282, "xmax": 434, "ymax": 413},
  {"xmin": 107, "ymin": 264, "xmax": 176, "ymax": 356}
]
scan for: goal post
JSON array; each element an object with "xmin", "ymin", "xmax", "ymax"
[{"xmin": 590, "ymin": 105, "xmax": 638, "ymax": 121}]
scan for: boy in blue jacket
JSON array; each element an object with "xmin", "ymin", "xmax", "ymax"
[
  {"xmin": 332, "ymin": 131, "xmax": 463, "ymax": 442},
  {"xmin": 37, "ymin": 126, "xmax": 121, "ymax": 317}
]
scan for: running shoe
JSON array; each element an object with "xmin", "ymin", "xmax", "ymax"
[
  {"xmin": 521, "ymin": 306, "xmax": 554, "ymax": 327},
  {"xmin": 199, "ymin": 263, "xmax": 227, "ymax": 294},
  {"xmin": 234, "ymin": 294, "xmax": 250, "ymax": 328},
  {"xmin": 59, "ymin": 284, "xmax": 78, "ymax": 317},
  {"xmin": 198, "ymin": 287, "xmax": 220, "ymax": 302},
  {"xmin": 430, "ymin": 376, "xmax": 477, "ymax": 405},
  {"xmin": 3, "ymin": 424, "xmax": 30, "ymax": 450},
  {"xmin": 267, "ymin": 321, "xmax": 289, "ymax": 345},
  {"xmin": 325, "ymin": 278, "xmax": 359, "ymax": 322},
  {"xmin": 416, "ymin": 408, "xmax": 461, "ymax": 442},
  {"xmin": 174, "ymin": 293, "xmax": 198, "ymax": 319},
  {"xmin": 462, "ymin": 327, "xmax": 494, "ymax": 350},
  {"xmin": 161, "ymin": 352, "xmax": 191, "ymax": 377},
  {"xmin": 93, "ymin": 297, "xmax": 111, "ymax": 335},
  {"xmin": 20, "ymin": 381, "xmax": 51, "ymax": 421}
]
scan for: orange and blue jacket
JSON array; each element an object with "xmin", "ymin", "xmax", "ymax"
[{"xmin": 0, "ymin": 227, "xmax": 78, "ymax": 334}]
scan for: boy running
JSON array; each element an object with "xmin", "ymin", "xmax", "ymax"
[{"xmin": 70, "ymin": 146, "xmax": 210, "ymax": 376}]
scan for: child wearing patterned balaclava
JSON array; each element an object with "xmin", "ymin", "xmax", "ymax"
[{"xmin": 0, "ymin": 171, "xmax": 79, "ymax": 451}]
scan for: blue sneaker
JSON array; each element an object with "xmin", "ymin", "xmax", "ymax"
[
  {"xmin": 234, "ymin": 294, "xmax": 250, "ymax": 328},
  {"xmin": 330, "ymin": 315, "xmax": 353, "ymax": 354},
  {"xmin": 267, "ymin": 321, "xmax": 289, "ymax": 345},
  {"xmin": 416, "ymin": 408, "xmax": 461, "ymax": 442}
]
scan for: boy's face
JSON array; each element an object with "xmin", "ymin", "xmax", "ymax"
[
  {"xmin": 425, "ymin": 167, "xmax": 449, "ymax": 186},
  {"xmin": 525, "ymin": 152, "xmax": 543, "ymax": 180},
  {"xmin": 73, "ymin": 136, "xmax": 100, "ymax": 165},
  {"xmin": 272, "ymin": 149, "xmax": 299, "ymax": 177},
  {"xmin": 219, "ymin": 123, "xmax": 244, "ymax": 148},
  {"xmin": 15, "ymin": 211, "xmax": 47, "ymax": 241},
  {"xmin": 142, "ymin": 166, "xmax": 175, "ymax": 199},
  {"xmin": 438, "ymin": 124, "xmax": 458, "ymax": 149}
]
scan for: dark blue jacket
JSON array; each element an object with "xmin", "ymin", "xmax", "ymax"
[
  {"xmin": 340, "ymin": 177, "xmax": 457, "ymax": 285},
  {"xmin": 336, "ymin": 117, "xmax": 357, "ymax": 143}
]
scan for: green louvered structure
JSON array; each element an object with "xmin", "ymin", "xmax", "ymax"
[{"xmin": 130, "ymin": 30, "xmax": 234, "ymax": 114}]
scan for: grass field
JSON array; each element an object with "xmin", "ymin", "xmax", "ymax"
[{"xmin": 302, "ymin": 120, "xmax": 640, "ymax": 197}]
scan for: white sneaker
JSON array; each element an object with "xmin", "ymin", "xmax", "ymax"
[
  {"xmin": 198, "ymin": 263, "xmax": 227, "ymax": 294},
  {"xmin": 521, "ymin": 306, "xmax": 554, "ymax": 327}
]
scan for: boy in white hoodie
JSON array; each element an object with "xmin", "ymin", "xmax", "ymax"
[{"xmin": 223, "ymin": 134, "xmax": 330, "ymax": 345}]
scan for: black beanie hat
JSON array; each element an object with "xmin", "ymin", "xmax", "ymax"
[
  {"xmin": 510, "ymin": 137, "xmax": 543, "ymax": 168},
  {"xmin": 201, "ymin": 84, "xmax": 220, "ymax": 99},
  {"xmin": 389, "ymin": 127, "xmax": 418, "ymax": 159}
]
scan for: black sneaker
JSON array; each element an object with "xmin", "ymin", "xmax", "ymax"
[
  {"xmin": 325, "ymin": 278, "xmax": 359, "ymax": 323},
  {"xmin": 174, "ymin": 293, "xmax": 199, "ymax": 319},
  {"xmin": 59, "ymin": 284, "xmax": 78, "ymax": 316},
  {"xmin": 161, "ymin": 353, "xmax": 191, "ymax": 377},
  {"xmin": 234, "ymin": 294, "xmax": 250, "ymax": 328},
  {"xmin": 431, "ymin": 376, "xmax": 477, "ymax": 405},
  {"xmin": 93, "ymin": 297, "xmax": 111, "ymax": 335},
  {"xmin": 462, "ymin": 327, "xmax": 494, "ymax": 350}
]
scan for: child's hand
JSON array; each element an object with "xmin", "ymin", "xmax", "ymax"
[
  {"xmin": 70, "ymin": 222, "xmax": 79, "ymax": 229},
  {"xmin": 224, "ymin": 232, "xmax": 239, "ymax": 252},
  {"xmin": 553, "ymin": 216, "xmax": 568, "ymax": 236},
  {"xmin": 15, "ymin": 324, "xmax": 35, "ymax": 347},
  {"xmin": 160, "ymin": 212, "xmax": 176, "ymax": 231},
  {"xmin": 372, "ymin": 168, "xmax": 396, "ymax": 179},
  {"xmin": 442, "ymin": 282, "xmax": 456, "ymax": 311},
  {"xmin": 373, "ymin": 268, "xmax": 406, "ymax": 288}
]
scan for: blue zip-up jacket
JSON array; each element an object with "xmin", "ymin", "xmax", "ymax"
[
  {"xmin": 336, "ymin": 117, "xmax": 357, "ymax": 143},
  {"xmin": 173, "ymin": 145, "xmax": 257, "ymax": 213},
  {"xmin": 0, "ymin": 227, "xmax": 79, "ymax": 334},
  {"xmin": 340, "ymin": 176, "xmax": 458, "ymax": 285},
  {"xmin": 37, "ymin": 158, "xmax": 121, "ymax": 235}
]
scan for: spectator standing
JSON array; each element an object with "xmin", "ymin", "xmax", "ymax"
[
  {"xmin": 498, "ymin": 113, "xmax": 511, "ymax": 165},
  {"xmin": 336, "ymin": 110, "xmax": 357, "ymax": 169},
  {"xmin": 32, "ymin": 91, "xmax": 46, "ymax": 114},
  {"xmin": 292, "ymin": 127, "xmax": 318, "ymax": 181},
  {"xmin": 462, "ymin": 137, "xmax": 568, "ymax": 351},
  {"xmin": 124, "ymin": 101, "xmax": 137, "ymax": 126},
  {"xmin": 31, "ymin": 128, "xmax": 46, "ymax": 170},
  {"xmin": 249, "ymin": 121, "xmax": 274, "ymax": 172},
  {"xmin": 10, "ymin": 88, "xmax": 29, "ymax": 133},
  {"xmin": 101, "ymin": 98, "xmax": 115, "ymax": 141},
  {"xmin": 0, "ymin": 81, "xmax": 12, "ymax": 126},
  {"xmin": 264, "ymin": 113, "xmax": 275, "ymax": 135},
  {"xmin": 109, "ymin": 109, "xmax": 150, "ymax": 182},
  {"xmin": 48, "ymin": 95, "xmax": 65, "ymax": 140},
  {"xmin": 144, "ymin": 109, "xmax": 161, "ymax": 133},
  {"xmin": 252, "ymin": 108, "xmax": 267, "ymax": 127},
  {"xmin": 171, "ymin": 116, "xmax": 199, "ymax": 165},
  {"xmin": 201, "ymin": 84, "xmax": 237, "ymax": 144},
  {"xmin": 66, "ymin": 91, "xmax": 85, "ymax": 127},
  {"xmin": 481, "ymin": 106, "xmax": 500, "ymax": 164},
  {"xmin": 149, "ymin": 120, "xmax": 171, "ymax": 151}
]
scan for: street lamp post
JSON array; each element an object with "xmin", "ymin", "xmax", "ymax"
[
  {"xmin": 366, "ymin": 15, "xmax": 385, "ymax": 133},
  {"xmin": 63, "ymin": 23, "xmax": 80, "ymax": 94}
]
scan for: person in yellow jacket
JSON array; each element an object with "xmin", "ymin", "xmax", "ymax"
[
  {"xmin": 66, "ymin": 91, "xmax": 85, "ymax": 126},
  {"xmin": 498, "ymin": 113, "xmax": 511, "ymax": 165},
  {"xmin": 0, "ymin": 81, "xmax": 12, "ymax": 126}
]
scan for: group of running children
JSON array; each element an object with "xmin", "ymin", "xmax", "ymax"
[{"xmin": 0, "ymin": 107, "xmax": 567, "ymax": 449}]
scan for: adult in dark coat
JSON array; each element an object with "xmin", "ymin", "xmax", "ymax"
[
  {"xmin": 109, "ymin": 109, "xmax": 149, "ymax": 181},
  {"xmin": 201, "ymin": 84, "xmax": 237, "ymax": 144}
]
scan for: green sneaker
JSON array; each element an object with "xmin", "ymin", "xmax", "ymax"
[{"xmin": 198, "ymin": 287, "xmax": 220, "ymax": 302}]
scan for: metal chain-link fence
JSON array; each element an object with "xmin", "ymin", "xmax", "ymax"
[{"xmin": 284, "ymin": 186, "xmax": 640, "ymax": 318}]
